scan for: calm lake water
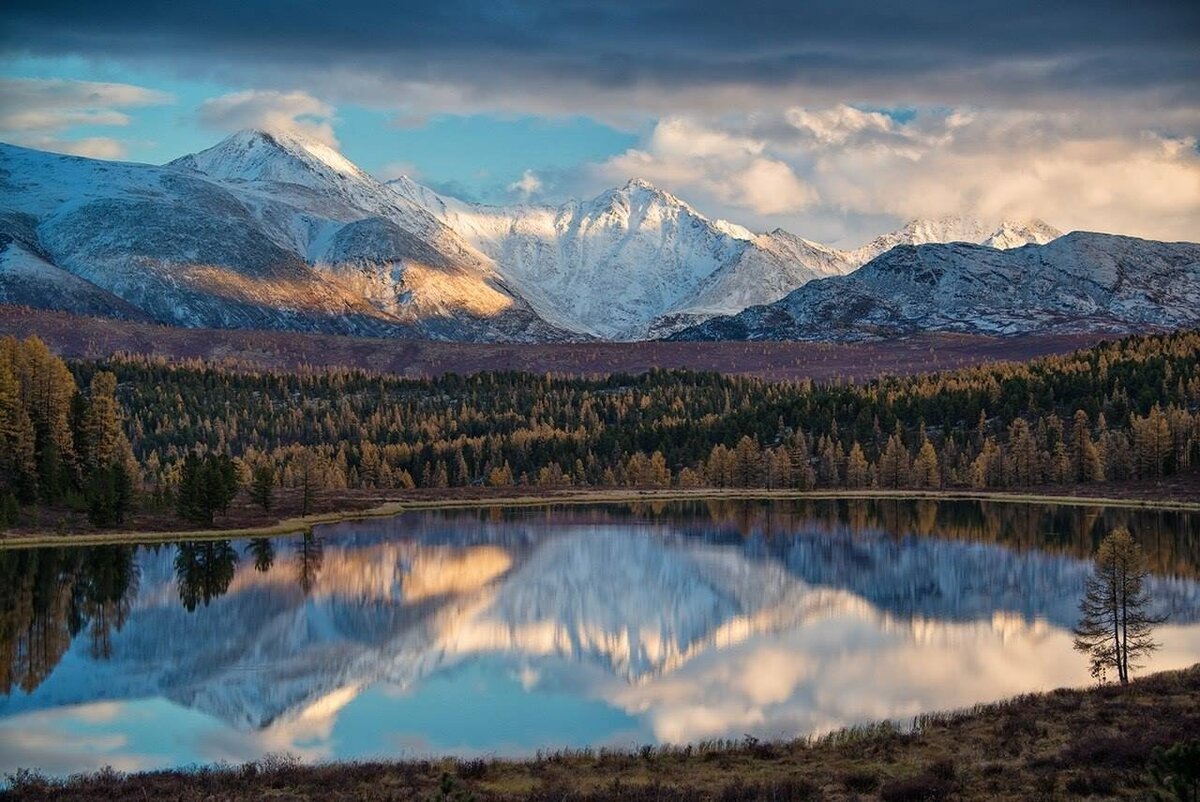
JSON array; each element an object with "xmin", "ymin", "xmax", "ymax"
[{"xmin": 2, "ymin": 499, "xmax": 1200, "ymax": 777}]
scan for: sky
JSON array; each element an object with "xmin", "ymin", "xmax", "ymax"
[{"xmin": 1, "ymin": 0, "xmax": 1198, "ymax": 246}]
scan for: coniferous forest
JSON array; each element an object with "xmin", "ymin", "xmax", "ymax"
[{"xmin": 1, "ymin": 330, "xmax": 1198, "ymax": 531}]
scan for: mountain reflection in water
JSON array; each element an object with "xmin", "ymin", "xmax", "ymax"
[{"xmin": 2, "ymin": 499, "xmax": 1199, "ymax": 777}]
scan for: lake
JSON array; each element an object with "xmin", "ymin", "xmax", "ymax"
[{"xmin": 2, "ymin": 498, "xmax": 1199, "ymax": 778}]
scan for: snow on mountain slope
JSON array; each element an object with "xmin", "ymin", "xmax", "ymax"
[
  {"xmin": 0, "ymin": 135, "xmax": 569, "ymax": 342},
  {"xmin": 392, "ymin": 177, "xmax": 865, "ymax": 339},
  {"xmin": 392, "ymin": 177, "xmax": 1067, "ymax": 339},
  {"xmin": 0, "ymin": 141, "xmax": 401, "ymax": 333},
  {"xmin": 12, "ymin": 130, "xmax": 1193, "ymax": 346},
  {"xmin": 671, "ymin": 233, "xmax": 1200, "ymax": 342},
  {"xmin": 170, "ymin": 130, "xmax": 571, "ymax": 342},
  {"xmin": 0, "ymin": 239, "xmax": 152, "ymax": 321},
  {"xmin": 647, "ymin": 229, "xmax": 857, "ymax": 337},
  {"xmin": 848, "ymin": 215, "xmax": 1062, "ymax": 265},
  {"xmin": 390, "ymin": 177, "xmax": 760, "ymax": 338},
  {"xmin": 982, "ymin": 219, "xmax": 1063, "ymax": 250}
]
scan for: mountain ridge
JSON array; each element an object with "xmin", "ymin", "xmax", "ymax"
[
  {"xmin": 2, "ymin": 130, "xmax": 1193, "ymax": 344},
  {"xmin": 670, "ymin": 232, "xmax": 1200, "ymax": 341},
  {"xmin": 0, "ymin": 134, "xmax": 572, "ymax": 342}
]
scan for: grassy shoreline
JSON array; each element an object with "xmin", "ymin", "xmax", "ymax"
[
  {"xmin": 3, "ymin": 487, "xmax": 1199, "ymax": 550},
  {"xmin": 7, "ymin": 664, "xmax": 1198, "ymax": 801}
]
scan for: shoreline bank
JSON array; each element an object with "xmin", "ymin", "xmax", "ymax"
[{"xmin": 3, "ymin": 486, "xmax": 1199, "ymax": 549}]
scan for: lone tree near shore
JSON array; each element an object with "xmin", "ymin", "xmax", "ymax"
[{"xmin": 1074, "ymin": 528, "xmax": 1165, "ymax": 685}]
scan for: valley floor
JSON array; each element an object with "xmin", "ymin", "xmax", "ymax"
[
  {"xmin": 0, "ymin": 306, "xmax": 1103, "ymax": 382},
  {"xmin": 5, "ymin": 664, "xmax": 1197, "ymax": 801}
]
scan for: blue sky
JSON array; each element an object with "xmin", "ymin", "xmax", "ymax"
[
  {"xmin": 0, "ymin": 55, "xmax": 638, "ymax": 198},
  {"xmin": 1, "ymin": 1, "xmax": 1197, "ymax": 243}
]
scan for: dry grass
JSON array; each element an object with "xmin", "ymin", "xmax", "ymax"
[{"xmin": 5, "ymin": 664, "xmax": 1197, "ymax": 801}]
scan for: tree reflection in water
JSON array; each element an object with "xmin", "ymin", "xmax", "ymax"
[
  {"xmin": 246, "ymin": 537, "xmax": 275, "ymax": 573},
  {"xmin": 0, "ymin": 545, "xmax": 139, "ymax": 693},
  {"xmin": 295, "ymin": 533, "xmax": 324, "ymax": 596},
  {"xmin": 174, "ymin": 540, "xmax": 238, "ymax": 613},
  {"xmin": 1, "ymin": 499, "xmax": 1198, "ymax": 700}
]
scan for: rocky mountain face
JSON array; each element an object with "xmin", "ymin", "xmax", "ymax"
[
  {"xmin": 389, "ymin": 182, "xmax": 1063, "ymax": 340},
  {"xmin": 389, "ymin": 177, "xmax": 857, "ymax": 339},
  {"xmin": 670, "ymin": 233, "xmax": 1200, "ymax": 341},
  {"xmin": 845, "ymin": 215, "xmax": 1062, "ymax": 265}
]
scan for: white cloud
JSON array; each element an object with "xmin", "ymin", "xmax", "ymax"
[
  {"xmin": 584, "ymin": 105, "xmax": 1200, "ymax": 244},
  {"xmin": 0, "ymin": 77, "xmax": 171, "ymax": 159},
  {"xmin": 597, "ymin": 118, "xmax": 817, "ymax": 218},
  {"xmin": 507, "ymin": 169, "xmax": 543, "ymax": 198},
  {"xmin": 197, "ymin": 90, "xmax": 339, "ymax": 147}
]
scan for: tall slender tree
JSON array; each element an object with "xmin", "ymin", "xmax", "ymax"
[{"xmin": 1073, "ymin": 528, "xmax": 1165, "ymax": 685}]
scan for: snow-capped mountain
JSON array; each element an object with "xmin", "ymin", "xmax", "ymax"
[
  {"xmin": 846, "ymin": 215, "xmax": 1062, "ymax": 265},
  {"xmin": 390, "ymin": 180, "xmax": 1069, "ymax": 338},
  {"xmin": 0, "ymin": 132, "xmax": 568, "ymax": 342},
  {"xmin": 5, "ymin": 130, "xmax": 1196, "ymax": 345},
  {"xmin": 390, "ymin": 177, "xmax": 857, "ymax": 339},
  {"xmin": 671, "ymin": 233, "xmax": 1200, "ymax": 341}
]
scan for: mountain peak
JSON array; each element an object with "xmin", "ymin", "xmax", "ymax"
[
  {"xmin": 168, "ymin": 127, "xmax": 366, "ymax": 187},
  {"xmin": 622, "ymin": 177, "xmax": 660, "ymax": 191}
]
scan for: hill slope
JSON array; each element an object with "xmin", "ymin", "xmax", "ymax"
[
  {"xmin": 0, "ymin": 134, "xmax": 569, "ymax": 342},
  {"xmin": 671, "ymin": 233, "xmax": 1200, "ymax": 341}
]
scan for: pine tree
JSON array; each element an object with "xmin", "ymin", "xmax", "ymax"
[
  {"xmin": 733, "ymin": 436, "xmax": 761, "ymax": 487},
  {"xmin": 1073, "ymin": 528, "xmax": 1165, "ymax": 685},
  {"xmin": 845, "ymin": 442, "xmax": 871, "ymax": 488},
  {"xmin": 877, "ymin": 434, "xmax": 910, "ymax": 489},
  {"xmin": 913, "ymin": 440, "xmax": 941, "ymax": 489},
  {"xmin": 16, "ymin": 337, "xmax": 78, "ymax": 499},
  {"xmin": 0, "ymin": 354, "xmax": 36, "ymax": 502},
  {"xmin": 817, "ymin": 436, "xmax": 842, "ymax": 486},
  {"xmin": 81, "ymin": 372, "xmax": 124, "ymax": 473},
  {"xmin": 1133, "ymin": 405, "xmax": 1172, "ymax": 478},
  {"xmin": 1070, "ymin": 410, "xmax": 1104, "ymax": 482},
  {"xmin": 176, "ymin": 453, "xmax": 240, "ymax": 526},
  {"xmin": 249, "ymin": 464, "xmax": 275, "ymax": 512},
  {"xmin": 1005, "ymin": 418, "xmax": 1040, "ymax": 486}
]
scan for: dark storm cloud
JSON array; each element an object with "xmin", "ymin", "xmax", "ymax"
[{"xmin": 3, "ymin": 0, "xmax": 1198, "ymax": 111}]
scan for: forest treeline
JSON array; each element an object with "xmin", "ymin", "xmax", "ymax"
[
  {"xmin": 1, "ymin": 330, "xmax": 1198, "ymax": 528},
  {"xmin": 0, "ymin": 337, "xmax": 137, "ymax": 528}
]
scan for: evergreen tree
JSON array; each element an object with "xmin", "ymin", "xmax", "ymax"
[
  {"xmin": 176, "ymin": 453, "xmax": 240, "ymax": 527},
  {"xmin": 913, "ymin": 440, "xmax": 941, "ymax": 489},
  {"xmin": 845, "ymin": 442, "xmax": 871, "ymax": 488},
  {"xmin": 877, "ymin": 434, "xmax": 910, "ymax": 489},
  {"xmin": 1070, "ymin": 410, "xmax": 1104, "ymax": 482},
  {"xmin": 249, "ymin": 464, "xmax": 275, "ymax": 512},
  {"xmin": 1073, "ymin": 528, "xmax": 1165, "ymax": 685}
]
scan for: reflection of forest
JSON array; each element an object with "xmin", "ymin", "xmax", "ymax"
[
  {"xmin": 0, "ymin": 546, "xmax": 140, "ymax": 695},
  {"xmin": 0, "ymin": 532, "xmax": 325, "ymax": 697},
  {"xmin": 2, "ymin": 500, "xmax": 1198, "ymax": 698},
  {"xmin": 458, "ymin": 499, "xmax": 1200, "ymax": 579}
]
